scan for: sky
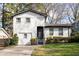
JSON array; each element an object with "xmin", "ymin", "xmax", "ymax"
[{"xmin": 0, "ymin": 3, "xmax": 3, "ymax": 9}]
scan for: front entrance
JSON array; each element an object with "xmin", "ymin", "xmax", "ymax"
[{"xmin": 37, "ymin": 27, "xmax": 44, "ymax": 44}]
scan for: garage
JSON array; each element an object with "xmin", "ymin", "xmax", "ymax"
[{"xmin": 18, "ymin": 33, "xmax": 32, "ymax": 45}]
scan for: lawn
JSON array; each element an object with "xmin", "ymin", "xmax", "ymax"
[{"xmin": 32, "ymin": 43, "xmax": 79, "ymax": 56}]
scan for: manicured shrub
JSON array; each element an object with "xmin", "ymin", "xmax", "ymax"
[
  {"xmin": 45, "ymin": 36, "xmax": 70, "ymax": 44},
  {"xmin": 53, "ymin": 36, "xmax": 70, "ymax": 43},
  {"xmin": 69, "ymin": 32, "xmax": 79, "ymax": 43},
  {"xmin": 31, "ymin": 37, "xmax": 37, "ymax": 45},
  {"xmin": 9, "ymin": 34, "xmax": 18, "ymax": 45},
  {"xmin": 45, "ymin": 36, "xmax": 53, "ymax": 44}
]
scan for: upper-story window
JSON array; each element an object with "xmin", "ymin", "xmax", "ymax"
[
  {"xmin": 16, "ymin": 18, "xmax": 21, "ymax": 23},
  {"xmin": 49, "ymin": 28, "xmax": 53, "ymax": 35},
  {"xmin": 26, "ymin": 18, "xmax": 30, "ymax": 23},
  {"xmin": 59, "ymin": 28, "xmax": 63, "ymax": 36}
]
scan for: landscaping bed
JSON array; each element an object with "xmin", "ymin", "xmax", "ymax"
[
  {"xmin": 45, "ymin": 36, "xmax": 70, "ymax": 44},
  {"xmin": 32, "ymin": 43, "xmax": 79, "ymax": 56}
]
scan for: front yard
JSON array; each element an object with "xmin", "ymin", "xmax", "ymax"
[{"xmin": 32, "ymin": 43, "xmax": 79, "ymax": 56}]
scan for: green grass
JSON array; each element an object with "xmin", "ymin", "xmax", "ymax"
[{"xmin": 32, "ymin": 43, "xmax": 79, "ymax": 56}]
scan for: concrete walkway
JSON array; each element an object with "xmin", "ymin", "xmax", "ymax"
[{"xmin": 0, "ymin": 45, "xmax": 34, "ymax": 56}]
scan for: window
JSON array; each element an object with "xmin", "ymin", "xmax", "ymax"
[
  {"xmin": 24, "ymin": 33, "xmax": 27, "ymax": 38},
  {"xmin": 59, "ymin": 28, "xmax": 63, "ymax": 36},
  {"xmin": 26, "ymin": 18, "xmax": 30, "ymax": 23},
  {"xmin": 49, "ymin": 28, "xmax": 53, "ymax": 35},
  {"xmin": 16, "ymin": 18, "xmax": 21, "ymax": 23}
]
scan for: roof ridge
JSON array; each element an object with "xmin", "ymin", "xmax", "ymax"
[{"xmin": 12, "ymin": 9, "xmax": 47, "ymax": 17}]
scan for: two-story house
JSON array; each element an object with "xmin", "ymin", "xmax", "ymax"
[{"xmin": 13, "ymin": 10, "xmax": 72, "ymax": 45}]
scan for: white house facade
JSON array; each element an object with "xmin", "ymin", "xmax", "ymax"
[{"xmin": 13, "ymin": 10, "xmax": 72, "ymax": 45}]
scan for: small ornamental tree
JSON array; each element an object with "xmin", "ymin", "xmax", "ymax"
[
  {"xmin": 10, "ymin": 34, "xmax": 18, "ymax": 45},
  {"xmin": 69, "ymin": 32, "xmax": 79, "ymax": 42}
]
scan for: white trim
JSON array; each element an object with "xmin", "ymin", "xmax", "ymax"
[{"xmin": 0, "ymin": 28, "xmax": 10, "ymax": 39}]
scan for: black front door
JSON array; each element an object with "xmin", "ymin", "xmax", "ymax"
[{"xmin": 37, "ymin": 27, "xmax": 44, "ymax": 44}]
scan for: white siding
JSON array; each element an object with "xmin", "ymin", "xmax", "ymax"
[
  {"xmin": 45, "ymin": 28, "xmax": 72, "ymax": 38},
  {"xmin": 44, "ymin": 28, "xmax": 49, "ymax": 38},
  {"xmin": 53, "ymin": 28, "xmax": 59, "ymax": 36},
  {"xmin": 63, "ymin": 28, "xmax": 72, "ymax": 37},
  {"xmin": 63, "ymin": 28, "xmax": 68, "ymax": 37},
  {"xmin": 44, "ymin": 28, "xmax": 59, "ymax": 38},
  {"xmin": 13, "ymin": 12, "xmax": 45, "ymax": 34},
  {"xmin": 13, "ymin": 12, "xmax": 45, "ymax": 45}
]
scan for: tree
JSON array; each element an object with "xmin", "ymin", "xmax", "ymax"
[
  {"xmin": 68, "ymin": 3, "xmax": 79, "ymax": 21},
  {"xmin": 3, "ymin": 3, "xmax": 79, "ymax": 36},
  {"xmin": 3, "ymin": 3, "xmax": 31, "ymax": 36},
  {"xmin": 42, "ymin": 4, "xmax": 66, "ymax": 19}
]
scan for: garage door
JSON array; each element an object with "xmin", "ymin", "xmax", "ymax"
[{"xmin": 18, "ymin": 33, "xmax": 31, "ymax": 45}]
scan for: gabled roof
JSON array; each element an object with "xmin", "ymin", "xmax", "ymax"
[
  {"xmin": 45, "ymin": 23, "xmax": 72, "ymax": 27},
  {"xmin": 12, "ymin": 9, "xmax": 47, "ymax": 17}
]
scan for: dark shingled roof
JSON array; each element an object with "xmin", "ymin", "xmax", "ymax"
[
  {"xmin": 45, "ymin": 23, "xmax": 72, "ymax": 27},
  {"xmin": 12, "ymin": 9, "xmax": 47, "ymax": 17}
]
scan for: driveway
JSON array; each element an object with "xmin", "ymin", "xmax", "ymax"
[{"xmin": 0, "ymin": 45, "xmax": 34, "ymax": 56}]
